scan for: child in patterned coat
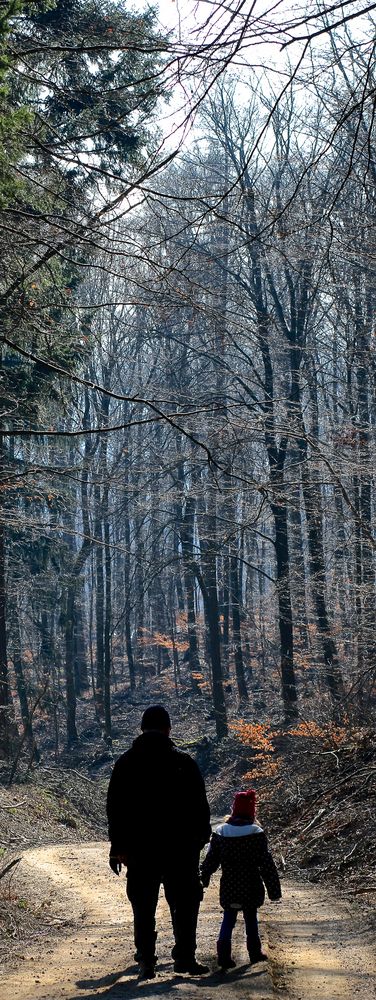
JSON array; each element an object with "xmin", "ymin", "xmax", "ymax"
[{"xmin": 200, "ymin": 789, "xmax": 281, "ymax": 970}]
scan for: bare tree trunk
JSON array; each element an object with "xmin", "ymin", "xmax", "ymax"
[
  {"xmin": 94, "ymin": 482, "xmax": 105, "ymax": 722},
  {"xmin": 65, "ymin": 583, "xmax": 78, "ymax": 745},
  {"xmin": 221, "ymin": 551, "xmax": 230, "ymax": 678},
  {"xmin": 123, "ymin": 436, "xmax": 136, "ymax": 690},
  {"xmin": 73, "ymin": 601, "xmax": 89, "ymax": 695},
  {"xmin": 270, "ymin": 491, "xmax": 298, "ymax": 717},
  {"xmin": 301, "ymin": 470, "xmax": 344, "ymax": 707},
  {"xmin": 64, "ymin": 391, "xmax": 95, "ymax": 744},
  {"xmin": 13, "ymin": 613, "xmax": 39, "ymax": 762},
  {"xmin": 135, "ymin": 530, "xmax": 145, "ymax": 685},
  {"xmin": 0, "ymin": 519, "xmax": 10, "ymax": 758},
  {"xmin": 297, "ymin": 359, "xmax": 344, "ymax": 707},
  {"xmin": 196, "ymin": 499, "xmax": 228, "ymax": 739},
  {"xmin": 180, "ymin": 494, "xmax": 201, "ymax": 680},
  {"xmin": 103, "ymin": 500, "xmax": 112, "ymax": 744},
  {"xmin": 230, "ymin": 552, "xmax": 248, "ymax": 701},
  {"xmin": 201, "ymin": 564, "xmax": 228, "ymax": 739}
]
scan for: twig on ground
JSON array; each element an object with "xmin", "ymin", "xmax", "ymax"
[
  {"xmin": 0, "ymin": 857, "xmax": 22, "ymax": 881},
  {"xmin": 0, "ymin": 799, "xmax": 28, "ymax": 809},
  {"xmin": 39, "ymin": 766, "xmax": 95, "ymax": 785},
  {"xmin": 341, "ymin": 844, "xmax": 358, "ymax": 866},
  {"xmin": 350, "ymin": 886, "xmax": 376, "ymax": 894},
  {"xmin": 299, "ymin": 808, "xmax": 326, "ymax": 836}
]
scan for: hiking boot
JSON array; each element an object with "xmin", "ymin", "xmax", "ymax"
[
  {"xmin": 218, "ymin": 958, "xmax": 236, "ymax": 970},
  {"xmin": 174, "ymin": 959, "xmax": 209, "ymax": 975},
  {"xmin": 134, "ymin": 950, "xmax": 157, "ymax": 962},
  {"xmin": 138, "ymin": 961, "xmax": 156, "ymax": 980},
  {"xmin": 249, "ymin": 952, "xmax": 268, "ymax": 966}
]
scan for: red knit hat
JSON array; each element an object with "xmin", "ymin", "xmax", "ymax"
[{"xmin": 231, "ymin": 789, "xmax": 256, "ymax": 821}]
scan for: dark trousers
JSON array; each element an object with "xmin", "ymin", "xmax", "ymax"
[
  {"xmin": 217, "ymin": 907, "xmax": 262, "ymax": 963},
  {"xmin": 126, "ymin": 863, "xmax": 203, "ymax": 964}
]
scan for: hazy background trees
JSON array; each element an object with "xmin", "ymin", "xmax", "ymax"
[{"xmin": 1, "ymin": 1, "xmax": 376, "ymax": 762}]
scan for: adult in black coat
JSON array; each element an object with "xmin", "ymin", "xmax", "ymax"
[{"xmin": 106, "ymin": 704, "xmax": 211, "ymax": 979}]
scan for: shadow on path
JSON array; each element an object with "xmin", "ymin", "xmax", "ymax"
[{"xmin": 72, "ymin": 962, "xmax": 261, "ymax": 999}]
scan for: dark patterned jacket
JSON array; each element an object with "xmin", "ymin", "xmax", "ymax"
[
  {"xmin": 200, "ymin": 818, "xmax": 281, "ymax": 910},
  {"xmin": 107, "ymin": 731, "xmax": 211, "ymax": 865}
]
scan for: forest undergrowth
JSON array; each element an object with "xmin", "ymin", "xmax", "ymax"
[{"xmin": 0, "ymin": 677, "xmax": 375, "ymax": 961}]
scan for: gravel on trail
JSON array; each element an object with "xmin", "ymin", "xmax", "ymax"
[{"xmin": 0, "ymin": 842, "xmax": 375, "ymax": 1000}]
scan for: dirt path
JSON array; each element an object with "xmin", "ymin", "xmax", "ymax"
[{"xmin": 1, "ymin": 843, "xmax": 375, "ymax": 1000}]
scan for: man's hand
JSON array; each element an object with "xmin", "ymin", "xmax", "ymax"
[{"xmin": 109, "ymin": 853, "xmax": 127, "ymax": 875}]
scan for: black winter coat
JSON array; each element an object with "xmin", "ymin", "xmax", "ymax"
[
  {"xmin": 200, "ymin": 819, "xmax": 281, "ymax": 910},
  {"xmin": 107, "ymin": 731, "xmax": 211, "ymax": 865}
]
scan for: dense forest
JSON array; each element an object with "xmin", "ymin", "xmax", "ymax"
[{"xmin": 1, "ymin": 0, "xmax": 376, "ymax": 765}]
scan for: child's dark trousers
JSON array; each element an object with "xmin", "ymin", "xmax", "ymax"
[{"xmin": 217, "ymin": 906, "xmax": 262, "ymax": 964}]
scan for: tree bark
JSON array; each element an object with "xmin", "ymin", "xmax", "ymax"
[
  {"xmin": 13, "ymin": 614, "xmax": 39, "ymax": 762},
  {"xmin": 0, "ymin": 520, "xmax": 10, "ymax": 758},
  {"xmin": 271, "ymin": 493, "xmax": 298, "ymax": 717},
  {"xmin": 103, "ymin": 501, "xmax": 112, "ymax": 744},
  {"xmin": 230, "ymin": 552, "xmax": 248, "ymax": 701}
]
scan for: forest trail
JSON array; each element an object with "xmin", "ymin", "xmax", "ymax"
[{"xmin": 1, "ymin": 843, "xmax": 375, "ymax": 1000}]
